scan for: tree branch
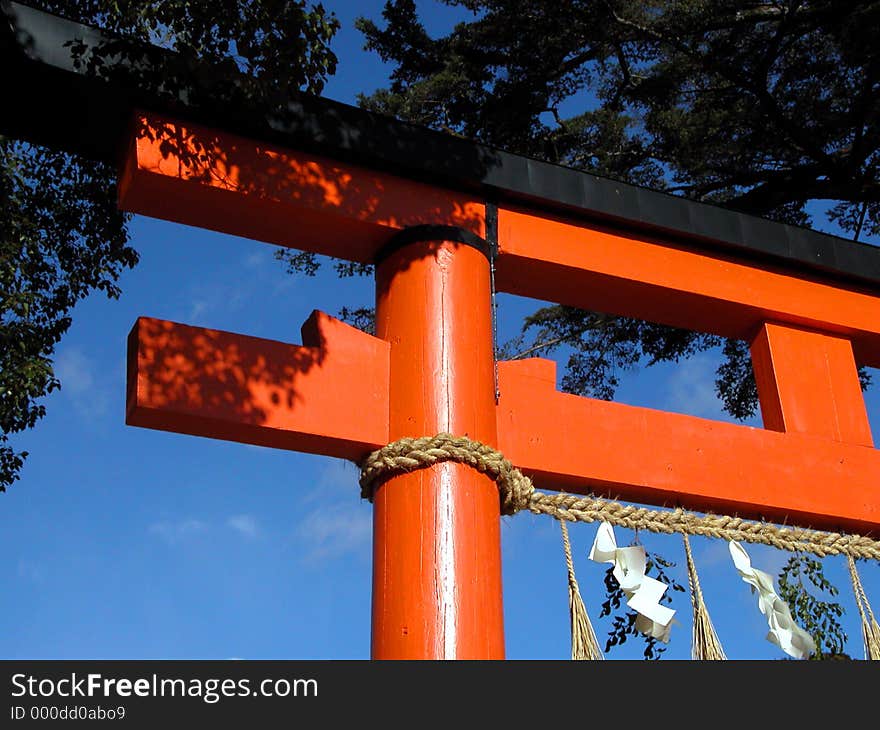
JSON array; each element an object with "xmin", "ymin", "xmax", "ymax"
[{"xmin": 603, "ymin": 1, "xmax": 843, "ymax": 173}]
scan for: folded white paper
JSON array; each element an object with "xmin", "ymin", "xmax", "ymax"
[
  {"xmin": 728, "ymin": 540, "xmax": 816, "ymax": 659},
  {"xmin": 589, "ymin": 522, "xmax": 676, "ymax": 642}
]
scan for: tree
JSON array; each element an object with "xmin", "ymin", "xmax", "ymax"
[
  {"xmin": 778, "ymin": 554, "xmax": 848, "ymax": 659},
  {"xmin": 349, "ymin": 0, "xmax": 878, "ymax": 658},
  {"xmin": 0, "ymin": 0, "xmax": 339, "ymax": 491},
  {"xmin": 600, "ymin": 547, "xmax": 686, "ymax": 659},
  {"xmin": 348, "ymin": 0, "xmax": 877, "ymax": 413}
]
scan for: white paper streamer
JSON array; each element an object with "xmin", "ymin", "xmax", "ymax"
[
  {"xmin": 589, "ymin": 522, "xmax": 676, "ymax": 642},
  {"xmin": 728, "ymin": 540, "xmax": 816, "ymax": 659}
]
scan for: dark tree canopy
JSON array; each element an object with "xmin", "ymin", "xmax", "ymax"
[
  {"xmin": 359, "ymin": 0, "xmax": 879, "ymax": 226},
  {"xmin": 0, "ymin": 0, "xmax": 339, "ymax": 491},
  {"xmin": 352, "ymin": 1, "xmax": 878, "ymax": 659},
  {"xmin": 352, "ymin": 0, "xmax": 878, "ymax": 415}
]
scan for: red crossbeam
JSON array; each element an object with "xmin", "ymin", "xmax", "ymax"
[
  {"xmin": 496, "ymin": 207, "xmax": 880, "ymax": 368},
  {"xmin": 126, "ymin": 312, "xmax": 389, "ymax": 459},
  {"xmin": 119, "ymin": 113, "xmax": 880, "ymax": 368},
  {"xmin": 496, "ymin": 358, "xmax": 879, "ymax": 534},
  {"xmin": 119, "ymin": 113, "xmax": 485, "ymax": 262}
]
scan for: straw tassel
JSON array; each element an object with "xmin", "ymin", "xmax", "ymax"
[
  {"xmin": 847, "ymin": 555, "xmax": 880, "ymax": 660},
  {"xmin": 559, "ymin": 519, "xmax": 603, "ymax": 660},
  {"xmin": 683, "ymin": 533, "xmax": 726, "ymax": 660}
]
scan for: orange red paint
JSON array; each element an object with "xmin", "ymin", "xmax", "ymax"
[{"xmin": 120, "ymin": 111, "xmax": 880, "ymax": 659}]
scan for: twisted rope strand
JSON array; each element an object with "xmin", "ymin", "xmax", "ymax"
[
  {"xmin": 847, "ymin": 555, "xmax": 880, "ymax": 660},
  {"xmin": 529, "ymin": 492, "xmax": 880, "ymax": 560},
  {"xmin": 359, "ymin": 433, "xmax": 534, "ymax": 515},
  {"xmin": 358, "ymin": 434, "xmax": 880, "ymax": 560},
  {"xmin": 559, "ymin": 519, "xmax": 603, "ymax": 660},
  {"xmin": 683, "ymin": 533, "xmax": 726, "ymax": 660}
]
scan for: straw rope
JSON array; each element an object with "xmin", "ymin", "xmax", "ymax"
[
  {"xmin": 846, "ymin": 555, "xmax": 880, "ymax": 660},
  {"xmin": 360, "ymin": 433, "xmax": 880, "ymax": 661},
  {"xmin": 529, "ymin": 493, "xmax": 880, "ymax": 560},
  {"xmin": 359, "ymin": 433, "xmax": 880, "ymax": 560},
  {"xmin": 682, "ymin": 533, "xmax": 726, "ymax": 660},
  {"xmin": 359, "ymin": 433, "xmax": 534, "ymax": 516},
  {"xmin": 559, "ymin": 519, "xmax": 604, "ymax": 660}
]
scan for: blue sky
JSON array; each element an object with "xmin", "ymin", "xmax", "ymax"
[{"xmin": 2, "ymin": 0, "xmax": 879, "ymax": 661}]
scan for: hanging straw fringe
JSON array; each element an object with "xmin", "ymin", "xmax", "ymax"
[
  {"xmin": 359, "ymin": 435, "xmax": 880, "ymax": 659},
  {"xmin": 559, "ymin": 519, "xmax": 603, "ymax": 660},
  {"xmin": 847, "ymin": 555, "xmax": 880, "ymax": 660},
  {"xmin": 682, "ymin": 533, "xmax": 726, "ymax": 660}
]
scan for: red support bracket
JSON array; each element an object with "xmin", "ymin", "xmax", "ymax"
[
  {"xmin": 495, "ymin": 358, "xmax": 880, "ymax": 534},
  {"xmin": 126, "ymin": 311, "xmax": 390, "ymax": 460},
  {"xmin": 750, "ymin": 322, "xmax": 873, "ymax": 446}
]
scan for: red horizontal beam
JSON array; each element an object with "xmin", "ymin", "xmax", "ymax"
[
  {"xmin": 117, "ymin": 114, "xmax": 880, "ymax": 370},
  {"xmin": 126, "ymin": 312, "xmax": 389, "ymax": 460},
  {"xmin": 495, "ymin": 206, "xmax": 880, "ymax": 368},
  {"xmin": 126, "ymin": 315, "xmax": 880, "ymax": 533},
  {"xmin": 118, "ymin": 112, "xmax": 485, "ymax": 262},
  {"xmin": 495, "ymin": 358, "xmax": 880, "ymax": 535}
]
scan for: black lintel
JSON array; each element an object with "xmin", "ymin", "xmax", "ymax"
[{"xmin": 2, "ymin": 1, "xmax": 879, "ymax": 290}]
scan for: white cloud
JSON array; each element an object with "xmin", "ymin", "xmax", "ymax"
[
  {"xmin": 295, "ymin": 502, "xmax": 372, "ymax": 562},
  {"xmin": 690, "ymin": 534, "xmax": 733, "ymax": 569},
  {"xmin": 53, "ymin": 347, "xmax": 111, "ymax": 419},
  {"xmin": 662, "ymin": 354, "xmax": 726, "ymax": 421},
  {"xmin": 188, "ymin": 299, "xmax": 209, "ymax": 321},
  {"xmin": 227, "ymin": 514, "xmax": 260, "ymax": 539},
  {"xmin": 298, "ymin": 459, "xmax": 362, "ymax": 507},
  {"xmin": 186, "ymin": 281, "xmax": 251, "ymax": 322},
  {"xmin": 54, "ymin": 348, "xmax": 94, "ymax": 395},
  {"xmin": 149, "ymin": 518, "xmax": 207, "ymax": 545},
  {"xmin": 745, "ymin": 543, "xmax": 791, "ymax": 580},
  {"xmin": 294, "ymin": 459, "xmax": 371, "ymax": 561},
  {"xmin": 243, "ymin": 249, "xmax": 268, "ymax": 269},
  {"xmin": 318, "ymin": 459, "xmax": 361, "ymax": 488}
]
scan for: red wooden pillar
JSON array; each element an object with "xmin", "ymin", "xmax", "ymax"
[
  {"xmin": 371, "ymin": 229, "xmax": 505, "ymax": 659},
  {"xmin": 750, "ymin": 321, "xmax": 874, "ymax": 446}
]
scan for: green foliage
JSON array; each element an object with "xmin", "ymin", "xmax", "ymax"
[
  {"xmin": 1, "ymin": 0, "xmax": 340, "ymax": 491},
  {"xmin": 777, "ymin": 554, "xmax": 848, "ymax": 659},
  {"xmin": 2, "ymin": 1, "xmax": 873, "ymax": 661},
  {"xmin": 599, "ymin": 547, "xmax": 686, "ymax": 660},
  {"xmin": 337, "ymin": 306, "xmax": 376, "ymax": 335},
  {"xmin": 353, "ymin": 9, "xmax": 876, "ymax": 659},
  {"xmin": 1, "ymin": 140, "xmax": 135, "ymax": 491},
  {"xmin": 498, "ymin": 305, "xmax": 723, "ymax": 400},
  {"xmin": 274, "ymin": 249, "xmax": 373, "ymax": 280},
  {"xmin": 275, "ymin": 249, "xmax": 324, "ymax": 277},
  {"xmin": 32, "ymin": 0, "xmax": 339, "ymax": 98},
  {"xmin": 714, "ymin": 338, "xmax": 759, "ymax": 421},
  {"xmin": 357, "ymin": 0, "xmax": 880, "ymax": 414},
  {"xmin": 236, "ymin": 5, "xmax": 880, "ymax": 659}
]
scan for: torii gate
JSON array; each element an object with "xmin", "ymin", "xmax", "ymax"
[{"xmin": 3, "ymin": 1, "xmax": 880, "ymax": 661}]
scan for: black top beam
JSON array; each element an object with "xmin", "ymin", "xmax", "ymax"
[{"xmin": 3, "ymin": 1, "xmax": 879, "ymax": 288}]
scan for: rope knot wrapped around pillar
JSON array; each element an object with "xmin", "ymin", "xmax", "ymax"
[
  {"xmin": 358, "ymin": 433, "xmax": 535, "ymax": 515},
  {"xmin": 358, "ymin": 432, "xmax": 880, "ymax": 660}
]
